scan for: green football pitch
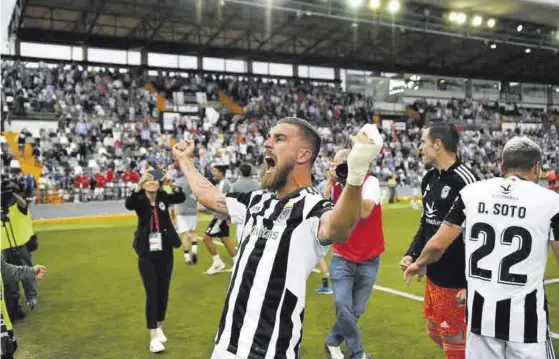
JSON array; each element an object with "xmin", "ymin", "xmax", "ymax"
[{"xmin": 13, "ymin": 205, "xmax": 559, "ymax": 359}]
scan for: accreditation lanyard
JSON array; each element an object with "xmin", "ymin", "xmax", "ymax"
[{"xmin": 150, "ymin": 207, "xmax": 160, "ymax": 233}]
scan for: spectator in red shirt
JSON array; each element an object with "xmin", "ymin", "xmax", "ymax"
[
  {"xmin": 323, "ymin": 149, "xmax": 385, "ymax": 359},
  {"xmin": 95, "ymin": 173, "xmax": 106, "ymax": 188},
  {"xmin": 74, "ymin": 174, "xmax": 89, "ymax": 189},
  {"xmin": 105, "ymin": 169, "xmax": 114, "ymax": 183},
  {"xmin": 123, "ymin": 168, "xmax": 140, "ymax": 183}
]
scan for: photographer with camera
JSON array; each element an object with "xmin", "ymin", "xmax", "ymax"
[
  {"xmin": 322, "ymin": 149, "xmax": 386, "ymax": 359},
  {"xmin": 1, "ymin": 177, "xmax": 40, "ymax": 320},
  {"xmin": 124, "ymin": 168, "xmax": 186, "ymax": 353},
  {"xmin": 1, "ymin": 255, "xmax": 47, "ymax": 359}
]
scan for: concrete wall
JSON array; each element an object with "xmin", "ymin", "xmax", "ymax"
[
  {"xmin": 29, "ymin": 187, "xmax": 421, "ymax": 220},
  {"xmin": 30, "ymin": 200, "xmax": 129, "ymax": 220}
]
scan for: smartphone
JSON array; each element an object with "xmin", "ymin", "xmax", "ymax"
[{"xmin": 148, "ymin": 169, "xmax": 165, "ymax": 181}]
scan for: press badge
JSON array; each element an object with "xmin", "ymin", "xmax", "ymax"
[{"xmin": 149, "ymin": 232, "xmax": 163, "ymax": 251}]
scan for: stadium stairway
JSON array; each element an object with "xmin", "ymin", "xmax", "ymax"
[
  {"xmin": 143, "ymin": 82, "xmax": 169, "ymax": 112},
  {"xmin": 2, "ymin": 131, "xmax": 43, "ymax": 181},
  {"xmin": 218, "ymin": 90, "xmax": 245, "ymax": 114},
  {"xmin": 2, "ymin": 131, "xmax": 64, "ymax": 203}
]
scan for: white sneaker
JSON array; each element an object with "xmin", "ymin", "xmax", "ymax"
[
  {"xmin": 156, "ymin": 327, "xmax": 167, "ymax": 343},
  {"xmin": 149, "ymin": 338, "xmax": 165, "ymax": 353},
  {"xmin": 184, "ymin": 253, "xmax": 192, "ymax": 264},
  {"xmin": 206, "ymin": 260, "xmax": 226, "ymax": 275},
  {"xmin": 325, "ymin": 344, "xmax": 345, "ymax": 359}
]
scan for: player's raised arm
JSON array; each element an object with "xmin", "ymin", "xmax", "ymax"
[
  {"xmin": 172, "ymin": 140, "xmax": 229, "ymax": 217},
  {"xmin": 318, "ymin": 124, "xmax": 383, "ymax": 244}
]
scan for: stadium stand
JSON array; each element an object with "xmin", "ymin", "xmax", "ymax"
[{"xmin": 2, "ymin": 60, "xmax": 558, "ymax": 205}]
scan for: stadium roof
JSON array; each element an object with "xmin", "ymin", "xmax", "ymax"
[{"xmin": 12, "ymin": 0, "xmax": 559, "ymax": 84}]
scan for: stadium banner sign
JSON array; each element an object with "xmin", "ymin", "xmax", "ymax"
[
  {"xmin": 501, "ymin": 122, "xmax": 542, "ymax": 131},
  {"xmin": 161, "ymin": 112, "xmax": 180, "ymax": 131},
  {"xmin": 521, "ymin": 83, "xmax": 547, "ymax": 104},
  {"xmin": 173, "ymin": 91, "xmax": 207, "ymax": 106},
  {"xmin": 403, "ymin": 74, "xmax": 466, "ymax": 99},
  {"xmin": 382, "ymin": 119, "xmax": 406, "ymax": 131},
  {"xmin": 373, "ymin": 102, "xmax": 406, "ymax": 114},
  {"xmin": 172, "ymin": 104, "xmax": 199, "ymax": 114},
  {"xmin": 472, "ymin": 79, "xmax": 500, "ymax": 101}
]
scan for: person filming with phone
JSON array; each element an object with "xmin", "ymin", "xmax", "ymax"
[{"xmin": 124, "ymin": 168, "xmax": 186, "ymax": 353}]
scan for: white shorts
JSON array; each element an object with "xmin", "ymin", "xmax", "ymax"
[
  {"xmin": 176, "ymin": 215, "xmax": 198, "ymax": 233},
  {"xmin": 466, "ymin": 332, "xmax": 556, "ymax": 359}
]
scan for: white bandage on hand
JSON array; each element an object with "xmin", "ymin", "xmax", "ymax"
[{"xmin": 346, "ymin": 124, "xmax": 383, "ymax": 186}]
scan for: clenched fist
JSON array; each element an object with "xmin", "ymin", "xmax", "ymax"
[
  {"xmin": 172, "ymin": 140, "xmax": 196, "ymax": 161},
  {"xmin": 346, "ymin": 124, "xmax": 383, "ymax": 186}
]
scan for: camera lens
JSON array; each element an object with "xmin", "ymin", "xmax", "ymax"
[{"xmin": 335, "ymin": 162, "xmax": 348, "ymax": 179}]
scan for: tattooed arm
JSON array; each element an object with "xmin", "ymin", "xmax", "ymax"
[{"xmin": 175, "ymin": 155, "xmax": 229, "ymax": 216}]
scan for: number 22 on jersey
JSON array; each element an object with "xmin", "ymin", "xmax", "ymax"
[{"xmin": 468, "ymin": 222, "xmax": 532, "ymax": 286}]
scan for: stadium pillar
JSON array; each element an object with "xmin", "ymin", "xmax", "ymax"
[
  {"xmin": 292, "ymin": 63, "xmax": 298, "ymax": 78},
  {"xmin": 141, "ymin": 49, "xmax": 148, "ymax": 65},
  {"xmin": 334, "ymin": 68, "xmax": 340, "ymax": 81},
  {"xmin": 82, "ymin": 45, "xmax": 88, "ymax": 61},
  {"xmin": 547, "ymin": 85, "xmax": 553, "ymax": 106},
  {"xmin": 197, "ymin": 56, "xmax": 203, "ymax": 72},
  {"xmin": 14, "ymin": 37, "xmax": 19, "ymax": 55},
  {"xmin": 247, "ymin": 60, "xmax": 253, "ymax": 75},
  {"xmin": 465, "ymin": 79, "xmax": 473, "ymax": 99}
]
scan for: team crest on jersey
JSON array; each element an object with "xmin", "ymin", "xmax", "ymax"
[
  {"xmin": 159, "ymin": 202, "xmax": 166, "ymax": 211},
  {"xmin": 277, "ymin": 203, "xmax": 293, "ymax": 222},
  {"xmin": 250, "ymin": 205, "xmax": 263, "ymax": 213},
  {"xmin": 500, "ymin": 182, "xmax": 514, "ymax": 194},
  {"xmin": 441, "ymin": 185, "xmax": 451, "ymax": 199}
]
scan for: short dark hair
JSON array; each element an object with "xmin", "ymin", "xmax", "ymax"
[
  {"xmin": 239, "ymin": 163, "xmax": 252, "ymax": 177},
  {"xmin": 501, "ymin": 137, "xmax": 542, "ymax": 172},
  {"xmin": 277, "ymin": 117, "xmax": 321, "ymax": 165},
  {"xmin": 213, "ymin": 165, "xmax": 227, "ymax": 176},
  {"xmin": 427, "ymin": 124, "xmax": 460, "ymax": 154}
]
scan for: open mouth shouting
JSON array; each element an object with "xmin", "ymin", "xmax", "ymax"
[{"xmin": 264, "ymin": 154, "xmax": 277, "ymax": 174}]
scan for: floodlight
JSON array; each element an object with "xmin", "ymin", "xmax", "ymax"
[
  {"xmin": 455, "ymin": 13, "xmax": 466, "ymax": 24},
  {"xmin": 387, "ymin": 0, "xmax": 400, "ymax": 14},
  {"xmin": 369, "ymin": 0, "xmax": 381, "ymax": 9},
  {"xmin": 490, "ymin": 43, "xmax": 497, "ymax": 49},
  {"xmin": 487, "ymin": 18, "xmax": 496, "ymax": 28},
  {"xmin": 517, "ymin": 24, "xmax": 523, "ymax": 32},
  {"xmin": 472, "ymin": 16, "xmax": 482, "ymax": 27},
  {"xmin": 525, "ymin": 48, "xmax": 531, "ymax": 53}
]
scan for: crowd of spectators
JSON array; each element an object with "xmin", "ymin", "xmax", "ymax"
[{"xmin": 1, "ymin": 59, "xmax": 558, "ymax": 204}]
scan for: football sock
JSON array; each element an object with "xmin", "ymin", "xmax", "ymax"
[{"xmin": 442, "ymin": 340, "xmax": 465, "ymax": 359}]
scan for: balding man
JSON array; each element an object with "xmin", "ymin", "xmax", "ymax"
[{"xmin": 323, "ymin": 149, "xmax": 385, "ymax": 359}]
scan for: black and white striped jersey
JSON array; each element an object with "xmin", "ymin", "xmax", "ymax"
[
  {"xmin": 215, "ymin": 187, "xmax": 334, "ymax": 359},
  {"xmin": 444, "ymin": 175, "xmax": 559, "ymax": 343}
]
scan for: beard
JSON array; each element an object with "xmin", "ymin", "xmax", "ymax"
[{"xmin": 260, "ymin": 161, "xmax": 294, "ymax": 192}]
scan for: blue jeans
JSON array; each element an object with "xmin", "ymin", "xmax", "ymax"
[{"xmin": 326, "ymin": 254, "xmax": 381, "ymax": 359}]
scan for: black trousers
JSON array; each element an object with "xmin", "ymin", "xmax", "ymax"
[{"xmin": 138, "ymin": 252, "xmax": 173, "ymax": 329}]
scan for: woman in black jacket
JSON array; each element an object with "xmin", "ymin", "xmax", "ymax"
[{"xmin": 124, "ymin": 169, "xmax": 186, "ymax": 353}]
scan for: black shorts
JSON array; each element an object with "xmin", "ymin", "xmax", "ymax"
[{"xmin": 205, "ymin": 218, "xmax": 230, "ymax": 238}]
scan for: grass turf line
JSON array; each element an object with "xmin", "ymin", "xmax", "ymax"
[{"xmin": 14, "ymin": 208, "xmax": 559, "ymax": 359}]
